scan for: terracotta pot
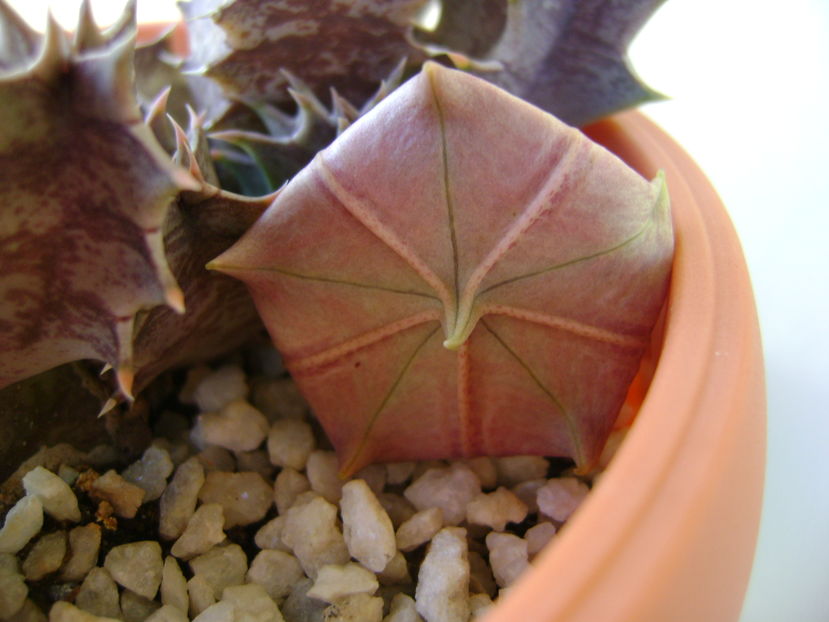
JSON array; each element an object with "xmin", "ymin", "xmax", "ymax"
[{"xmin": 482, "ymin": 111, "xmax": 766, "ymax": 622}]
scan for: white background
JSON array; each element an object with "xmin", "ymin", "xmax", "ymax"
[{"xmin": 6, "ymin": 1, "xmax": 829, "ymax": 620}]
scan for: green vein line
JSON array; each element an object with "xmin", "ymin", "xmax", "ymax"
[
  {"xmin": 342, "ymin": 325, "xmax": 440, "ymax": 475},
  {"xmin": 429, "ymin": 70, "xmax": 461, "ymax": 318},
  {"xmin": 212, "ymin": 263, "xmax": 439, "ymax": 300},
  {"xmin": 481, "ymin": 319, "xmax": 585, "ymax": 466},
  {"xmin": 480, "ymin": 207, "xmax": 656, "ymax": 296}
]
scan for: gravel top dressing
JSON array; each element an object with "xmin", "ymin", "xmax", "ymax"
[{"xmin": 0, "ymin": 352, "xmax": 621, "ymax": 622}]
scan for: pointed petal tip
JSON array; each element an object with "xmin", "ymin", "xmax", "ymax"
[
  {"xmin": 116, "ymin": 367, "xmax": 135, "ymax": 402},
  {"xmin": 165, "ymin": 285, "xmax": 186, "ymax": 314},
  {"xmin": 98, "ymin": 396, "xmax": 119, "ymax": 417},
  {"xmin": 171, "ymin": 167, "xmax": 201, "ymax": 191}
]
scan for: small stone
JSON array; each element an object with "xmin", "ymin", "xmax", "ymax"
[
  {"xmin": 305, "ymin": 450, "xmax": 344, "ymax": 503},
  {"xmin": 192, "ymin": 365, "xmax": 248, "ymax": 412},
  {"xmin": 383, "ymin": 593, "xmax": 423, "ymax": 622},
  {"xmin": 494, "ymin": 456, "xmax": 549, "ymax": 487},
  {"xmin": 456, "ymin": 457, "xmax": 497, "ymax": 490},
  {"xmin": 222, "ymin": 584, "xmax": 285, "ymax": 622},
  {"xmin": 22, "ymin": 466, "xmax": 81, "ymax": 522},
  {"xmin": 510, "ymin": 479, "xmax": 546, "ymax": 514},
  {"xmin": 198, "ymin": 471, "xmax": 272, "ymax": 528},
  {"xmin": 145, "ymin": 605, "xmax": 189, "ymax": 622},
  {"xmin": 120, "ymin": 590, "xmax": 161, "ymax": 622},
  {"xmin": 191, "ymin": 601, "xmax": 234, "ymax": 622},
  {"xmin": 395, "ymin": 507, "xmax": 443, "ymax": 552},
  {"xmin": 281, "ymin": 495, "xmax": 350, "ymax": 578},
  {"xmin": 60, "ymin": 524, "xmax": 102, "ymax": 581},
  {"xmin": 485, "ymin": 532, "xmax": 529, "ymax": 588},
  {"xmin": 199, "ymin": 400, "xmax": 269, "ymax": 452},
  {"xmin": 121, "ymin": 446, "xmax": 174, "ymax": 502},
  {"xmin": 353, "ymin": 464, "xmax": 386, "ymax": 496},
  {"xmin": 234, "ymin": 449, "xmax": 274, "ymax": 479},
  {"xmin": 58, "ymin": 464, "xmax": 80, "ymax": 486},
  {"xmin": 189, "ymin": 543, "xmax": 248, "ymax": 599},
  {"xmin": 404, "ymin": 464, "xmax": 482, "ymax": 526},
  {"xmin": 384, "ymin": 462, "xmax": 416, "ymax": 486},
  {"xmin": 340, "ymin": 479, "xmax": 396, "ymax": 572},
  {"xmin": 179, "ymin": 365, "xmax": 212, "ymax": 405},
  {"xmin": 525, "ymin": 522, "xmax": 557, "ymax": 557},
  {"xmin": 323, "ymin": 593, "xmax": 383, "ymax": 622},
  {"xmin": 415, "ymin": 527, "xmax": 470, "ymax": 622},
  {"xmin": 251, "ymin": 377, "xmax": 308, "ymax": 421},
  {"xmin": 377, "ymin": 493, "xmax": 417, "ymax": 528},
  {"xmin": 253, "ymin": 516, "xmax": 290, "ymax": 552},
  {"xmin": 273, "ymin": 467, "xmax": 311, "ymax": 514},
  {"xmin": 280, "ymin": 578, "xmax": 327, "ymax": 622},
  {"xmin": 246, "ymin": 549, "xmax": 304, "ymax": 602},
  {"xmin": 466, "ymin": 487, "xmax": 528, "ymax": 531},
  {"xmin": 159, "ymin": 457, "xmax": 205, "ymax": 540},
  {"xmin": 48, "ymin": 601, "xmax": 121, "ymax": 622},
  {"xmin": 187, "ymin": 574, "xmax": 216, "ymax": 618},
  {"xmin": 104, "ymin": 541, "xmax": 163, "ymax": 600},
  {"xmin": 468, "ymin": 551, "xmax": 496, "ymax": 598},
  {"xmin": 468, "ymin": 593, "xmax": 494, "ymax": 619},
  {"xmin": 22, "ymin": 531, "xmax": 66, "ymax": 581},
  {"xmin": 536, "ymin": 477, "xmax": 589, "ymax": 522},
  {"xmin": 4, "ymin": 598, "xmax": 45, "ymax": 622},
  {"xmin": 195, "ymin": 445, "xmax": 236, "ymax": 472},
  {"xmin": 76, "ymin": 567, "xmax": 121, "ymax": 619},
  {"xmin": 307, "ymin": 562, "xmax": 379, "ymax": 603},
  {"xmin": 376, "ymin": 551, "xmax": 411, "ymax": 586},
  {"xmin": 90, "ymin": 470, "xmax": 145, "ymax": 519},
  {"xmin": 171, "ymin": 503, "xmax": 226, "ymax": 560},
  {"xmin": 161, "ymin": 556, "xmax": 189, "ymax": 614},
  {"xmin": 0, "ymin": 495, "xmax": 43, "ymax": 554},
  {"xmin": 267, "ymin": 418, "xmax": 316, "ymax": 470},
  {"xmin": 0, "ymin": 563, "xmax": 27, "ymax": 619}
]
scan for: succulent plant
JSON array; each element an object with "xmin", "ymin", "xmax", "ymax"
[{"xmin": 0, "ymin": 0, "xmax": 669, "ymax": 472}]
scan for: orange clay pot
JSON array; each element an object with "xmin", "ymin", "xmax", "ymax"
[{"xmin": 482, "ymin": 111, "xmax": 766, "ymax": 622}]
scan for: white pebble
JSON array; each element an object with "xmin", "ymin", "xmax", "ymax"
[
  {"xmin": 120, "ymin": 589, "xmax": 161, "ymax": 622},
  {"xmin": 305, "ymin": 450, "xmax": 344, "ymax": 503},
  {"xmin": 281, "ymin": 495, "xmax": 350, "ymax": 578},
  {"xmin": 76, "ymin": 567, "xmax": 121, "ymax": 619},
  {"xmin": 0, "ymin": 560, "xmax": 27, "ymax": 619},
  {"xmin": 187, "ymin": 574, "xmax": 215, "ymax": 618},
  {"xmin": 192, "ymin": 365, "xmax": 247, "ymax": 412},
  {"xmin": 189, "ymin": 543, "xmax": 248, "ymax": 600},
  {"xmin": 307, "ymin": 562, "xmax": 379, "ymax": 603},
  {"xmin": 354, "ymin": 464, "xmax": 387, "ymax": 495},
  {"xmin": 340, "ymin": 479, "xmax": 396, "ymax": 572},
  {"xmin": 61, "ymin": 524, "xmax": 102, "ymax": 581},
  {"xmin": 377, "ymin": 493, "xmax": 417, "ymax": 528},
  {"xmin": 385, "ymin": 462, "xmax": 416, "ymax": 486},
  {"xmin": 525, "ymin": 522, "xmax": 557, "ymax": 557},
  {"xmin": 171, "ymin": 504, "xmax": 226, "ymax": 560},
  {"xmin": 485, "ymin": 532, "xmax": 529, "ymax": 588},
  {"xmin": 159, "ymin": 457, "xmax": 205, "ymax": 540},
  {"xmin": 267, "ymin": 418, "xmax": 315, "ymax": 470},
  {"xmin": 191, "ymin": 600, "xmax": 233, "ymax": 622},
  {"xmin": 4, "ymin": 598, "xmax": 44, "ymax": 622},
  {"xmin": 465, "ymin": 487, "xmax": 528, "ymax": 531},
  {"xmin": 48, "ymin": 601, "xmax": 122, "ymax": 622},
  {"xmin": 494, "ymin": 456, "xmax": 549, "ymax": 487},
  {"xmin": 121, "ymin": 446, "xmax": 174, "ymax": 502},
  {"xmin": 22, "ymin": 466, "xmax": 81, "ymax": 522},
  {"xmin": 253, "ymin": 516, "xmax": 290, "ymax": 552},
  {"xmin": 455, "ymin": 457, "xmax": 497, "ymax": 490},
  {"xmin": 198, "ymin": 471, "xmax": 273, "ymax": 528},
  {"xmin": 145, "ymin": 604, "xmax": 189, "ymax": 622},
  {"xmin": 104, "ymin": 541, "xmax": 163, "ymax": 600},
  {"xmin": 377, "ymin": 550, "xmax": 411, "ymax": 586},
  {"xmin": 246, "ymin": 549, "xmax": 304, "ymax": 601},
  {"xmin": 273, "ymin": 467, "xmax": 310, "ymax": 514},
  {"xmin": 199, "ymin": 400, "xmax": 269, "ymax": 453},
  {"xmin": 160, "ymin": 556, "xmax": 189, "ymax": 614},
  {"xmin": 323, "ymin": 593, "xmax": 383, "ymax": 622},
  {"xmin": 415, "ymin": 527, "xmax": 470, "ymax": 622},
  {"xmin": 396, "ymin": 507, "xmax": 443, "ymax": 552},
  {"xmin": 22, "ymin": 531, "xmax": 66, "ymax": 581},
  {"xmin": 510, "ymin": 478, "xmax": 547, "ymax": 514},
  {"xmin": 536, "ymin": 477, "xmax": 589, "ymax": 522},
  {"xmin": 383, "ymin": 593, "xmax": 423, "ymax": 622},
  {"xmin": 404, "ymin": 464, "xmax": 481, "ymax": 526},
  {"xmin": 221, "ymin": 583, "xmax": 285, "ymax": 622},
  {"xmin": 90, "ymin": 470, "xmax": 145, "ymax": 519},
  {"xmin": 0, "ymin": 495, "xmax": 43, "ymax": 554}
]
